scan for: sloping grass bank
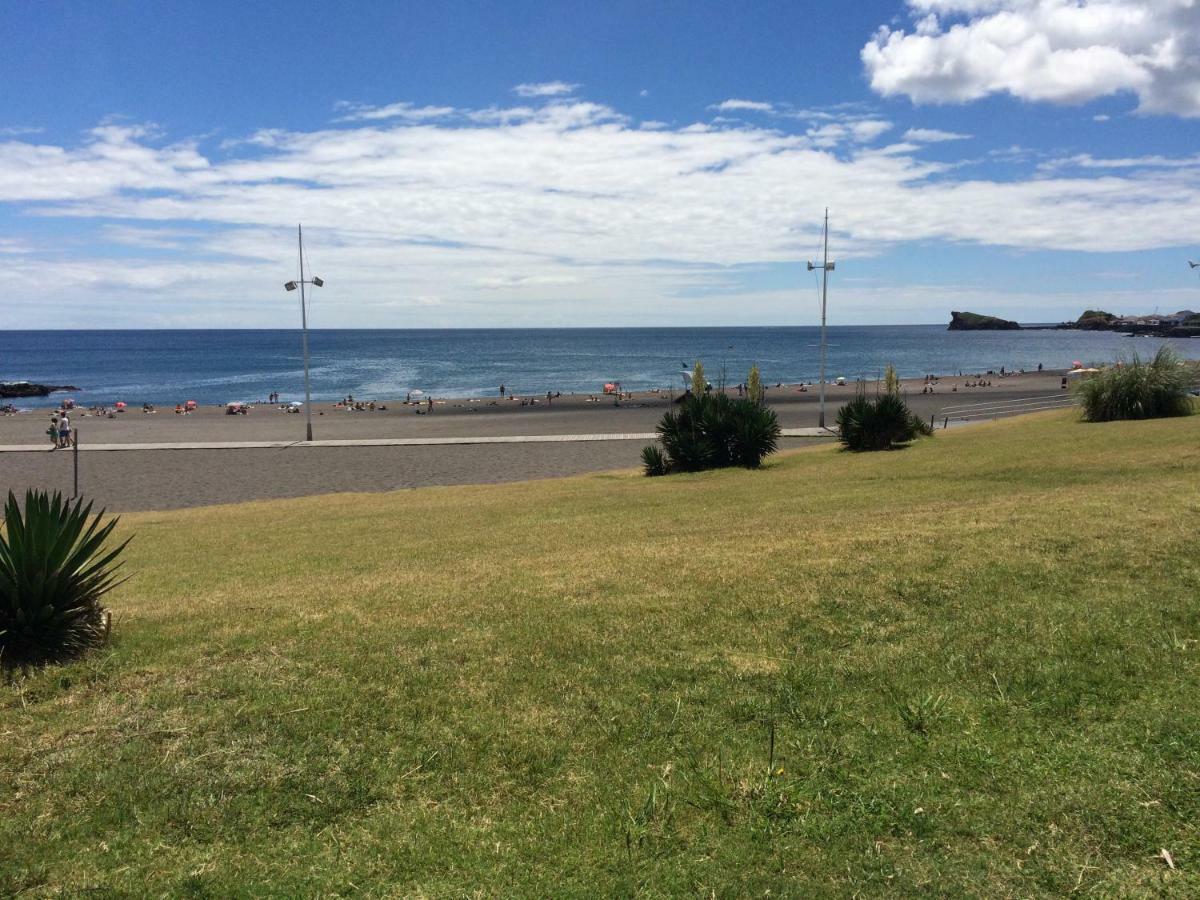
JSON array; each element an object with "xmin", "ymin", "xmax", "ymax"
[{"xmin": 2, "ymin": 411, "xmax": 1198, "ymax": 896}]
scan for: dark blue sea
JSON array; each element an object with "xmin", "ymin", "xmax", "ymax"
[{"xmin": 3, "ymin": 327, "xmax": 1198, "ymax": 406}]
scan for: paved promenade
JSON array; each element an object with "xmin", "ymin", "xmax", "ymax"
[{"xmin": 0, "ymin": 427, "xmax": 835, "ymax": 453}]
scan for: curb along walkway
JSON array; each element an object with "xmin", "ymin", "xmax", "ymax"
[{"xmin": 0, "ymin": 428, "xmax": 837, "ymax": 453}]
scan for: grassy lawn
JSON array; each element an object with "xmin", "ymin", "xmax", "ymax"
[{"xmin": 2, "ymin": 410, "xmax": 1198, "ymax": 896}]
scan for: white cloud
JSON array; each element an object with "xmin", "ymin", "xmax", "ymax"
[
  {"xmin": 863, "ymin": 0, "xmax": 1200, "ymax": 116},
  {"xmin": 1093, "ymin": 114, "xmax": 1111, "ymax": 121},
  {"xmin": 903, "ymin": 127, "xmax": 972, "ymax": 142},
  {"xmin": 332, "ymin": 101, "xmax": 457, "ymax": 122},
  {"xmin": 1041, "ymin": 152, "xmax": 1200, "ymax": 170},
  {"xmin": 0, "ymin": 126, "xmax": 43, "ymax": 137},
  {"xmin": 512, "ymin": 81, "xmax": 579, "ymax": 98},
  {"xmin": 711, "ymin": 98, "xmax": 776, "ymax": 113},
  {"xmin": 0, "ymin": 237, "xmax": 32, "ymax": 254},
  {"xmin": 4, "ymin": 93, "xmax": 1200, "ymax": 326},
  {"xmin": 807, "ymin": 119, "xmax": 893, "ymax": 147}
]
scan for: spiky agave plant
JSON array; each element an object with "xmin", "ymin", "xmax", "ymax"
[{"xmin": 0, "ymin": 490, "xmax": 130, "ymax": 668}]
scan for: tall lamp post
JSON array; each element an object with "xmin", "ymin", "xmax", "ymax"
[
  {"xmin": 284, "ymin": 224, "xmax": 323, "ymax": 442},
  {"xmin": 807, "ymin": 209, "xmax": 835, "ymax": 429}
]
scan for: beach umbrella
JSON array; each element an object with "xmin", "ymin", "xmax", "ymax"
[
  {"xmin": 185, "ymin": 400, "xmax": 197, "ymax": 409},
  {"xmin": 115, "ymin": 401, "xmax": 126, "ymax": 409},
  {"xmin": 1071, "ymin": 360, "xmax": 1083, "ymax": 369},
  {"xmin": 410, "ymin": 389, "xmax": 425, "ymax": 396},
  {"xmin": 289, "ymin": 400, "xmax": 304, "ymax": 407}
]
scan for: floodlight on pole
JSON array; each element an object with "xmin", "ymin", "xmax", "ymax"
[
  {"xmin": 807, "ymin": 209, "xmax": 835, "ymax": 430},
  {"xmin": 283, "ymin": 224, "xmax": 322, "ymax": 441}
]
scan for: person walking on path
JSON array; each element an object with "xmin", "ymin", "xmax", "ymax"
[{"xmin": 57, "ymin": 411, "xmax": 71, "ymax": 449}]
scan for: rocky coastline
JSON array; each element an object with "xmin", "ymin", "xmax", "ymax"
[
  {"xmin": 949, "ymin": 309, "xmax": 1200, "ymax": 337},
  {"xmin": 947, "ymin": 311, "xmax": 1020, "ymax": 331},
  {"xmin": 0, "ymin": 382, "xmax": 80, "ymax": 399}
]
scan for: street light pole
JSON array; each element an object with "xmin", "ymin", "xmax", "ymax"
[
  {"xmin": 808, "ymin": 209, "xmax": 836, "ymax": 430},
  {"xmin": 298, "ymin": 225, "xmax": 313, "ymax": 442},
  {"xmin": 284, "ymin": 224, "xmax": 323, "ymax": 442}
]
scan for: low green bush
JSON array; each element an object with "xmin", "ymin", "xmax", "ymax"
[
  {"xmin": 836, "ymin": 388, "xmax": 931, "ymax": 451},
  {"xmin": 648, "ymin": 392, "xmax": 781, "ymax": 475},
  {"xmin": 1075, "ymin": 347, "xmax": 1195, "ymax": 422},
  {"xmin": 0, "ymin": 490, "xmax": 130, "ymax": 669}
]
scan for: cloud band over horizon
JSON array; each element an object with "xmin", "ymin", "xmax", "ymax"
[{"xmin": 2, "ymin": 82, "xmax": 1200, "ymax": 327}]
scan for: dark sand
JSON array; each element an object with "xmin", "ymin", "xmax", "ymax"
[
  {"xmin": 2, "ymin": 438, "xmax": 823, "ymax": 512},
  {"xmin": 0, "ymin": 372, "xmax": 1068, "ymax": 446}
]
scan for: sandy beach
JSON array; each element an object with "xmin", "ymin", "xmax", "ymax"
[
  {"xmin": 1, "ymin": 371, "xmax": 1068, "ymax": 445},
  {"xmin": 1, "ymin": 371, "xmax": 1069, "ymax": 512}
]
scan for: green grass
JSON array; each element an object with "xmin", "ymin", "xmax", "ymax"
[{"xmin": 2, "ymin": 411, "xmax": 1199, "ymax": 896}]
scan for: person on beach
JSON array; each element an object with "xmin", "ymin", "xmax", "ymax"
[
  {"xmin": 500, "ymin": 384, "xmax": 505, "ymax": 397},
  {"xmin": 427, "ymin": 397, "xmax": 433, "ymax": 414},
  {"xmin": 48, "ymin": 414, "xmax": 59, "ymax": 448},
  {"xmin": 58, "ymin": 411, "xmax": 71, "ymax": 448}
]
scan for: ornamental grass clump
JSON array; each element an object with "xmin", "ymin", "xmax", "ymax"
[
  {"xmin": 0, "ymin": 490, "xmax": 130, "ymax": 669},
  {"xmin": 1075, "ymin": 348, "xmax": 1195, "ymax": 422},
  {"xmin": 836, "ymin": 387, "xmax": 931, "ymax": 452},
  {"xmin": 644, "ymin": 391, "xmax": 781, "ymax": 476}
]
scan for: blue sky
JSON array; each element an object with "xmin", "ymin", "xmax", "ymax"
[{"xmin": 3, "ymin": 0, "xmax": 1200, "ymax": 327}]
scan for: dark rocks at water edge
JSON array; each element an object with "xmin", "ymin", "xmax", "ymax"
[
  {"xmin": 948, "ymin": 308, "xmax": 1200, "ymax": 337},
  {"xmin": 1057, "ymin": 309, "xmax": 1200, "ymax": 337},
  {"xmin": 947, "ymin": 311, "xmax": 1021, "ymax": 331},
  {"xmin": 0, "ymin": 382, "xmax": 80, "ymax": 399}
]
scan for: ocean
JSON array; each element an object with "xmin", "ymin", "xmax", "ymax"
[{"xmin": 4, "ymin": 327, "xmax": 1199, "ymax": 406}]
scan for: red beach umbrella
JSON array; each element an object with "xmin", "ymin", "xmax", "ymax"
[{"xmin": 115, "ymin": 401, "xmax": 127, "ymax": 409}]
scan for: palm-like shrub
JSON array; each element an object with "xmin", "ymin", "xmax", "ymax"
[
  {"xmin": 1075, "ymin": 348, "xmax": 1195, "ymax": 422},
  {"xmin": 0, "ymin": 490, "xmax": 130, "ymax": 668},
  {"xmin": 650, "ymin": 392, "xmax": 780, "ymax": 475},
  {"xmin": 641, "ymin": 444, "xmax": 669, "ymax": 477},
  {"xmin": 836, "ymin": 389, "xmax": 931, "ymax": 452}
]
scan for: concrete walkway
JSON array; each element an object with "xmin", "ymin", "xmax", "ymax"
[{"xmin": 0, "ymin": 427, "xmax": 837, "ymax": 453}]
